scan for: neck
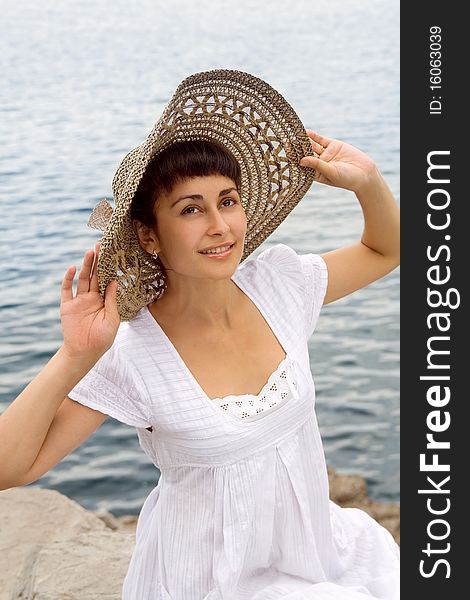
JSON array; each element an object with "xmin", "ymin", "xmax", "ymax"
[{"xmin": 151, "ymin": 274, "xmax": 243, "ymax": 331}]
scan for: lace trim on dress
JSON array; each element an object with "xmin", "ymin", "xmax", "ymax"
[{"xmin": 211, "ymin": 357, "xmax": 298, "ymax": 421}]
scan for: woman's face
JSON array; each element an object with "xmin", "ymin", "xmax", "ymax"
[{"xmin": 151, "ymin": 174, "xmax": 247, "ymax": 281}]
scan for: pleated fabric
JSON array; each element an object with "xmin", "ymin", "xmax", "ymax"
[{"xmin": 68, "ymin": 243, "xmax": 400, "ymax": 599}]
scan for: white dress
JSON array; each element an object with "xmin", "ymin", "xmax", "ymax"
[{"xmin": 68, "ymin": 243, "xmax": 400, "ymax": 600}]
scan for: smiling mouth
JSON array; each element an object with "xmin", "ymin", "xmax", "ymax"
[{"xmin": 199, "ymin": 243, "xmax": 235, "ymax": 255}]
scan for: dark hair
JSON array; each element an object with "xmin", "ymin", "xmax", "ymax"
[{"xmin": 130, "ymin": 139, "xmax": 241, "ymax": 229}]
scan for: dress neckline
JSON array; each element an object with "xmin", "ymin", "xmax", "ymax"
[
  {"xmin": 211, "ymin": 355, "xmax": 289, "ymax": 403},
  {"xmin": 142, "ymin": 269, "xmax": 294, "ymax": 427}
]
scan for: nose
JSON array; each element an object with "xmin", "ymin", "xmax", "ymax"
[{"xmin": 206, "ymin": 208, "xmax": 230, "ymax": 235}]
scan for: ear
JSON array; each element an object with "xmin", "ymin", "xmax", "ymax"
[{"xmin": 132, "ymin": 219, "xmax": 161, "ymax": 254}]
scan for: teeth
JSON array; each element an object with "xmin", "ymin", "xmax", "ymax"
[{"xmin": 201, "ymin": 244, "xmax": 231, "ymax": 254}]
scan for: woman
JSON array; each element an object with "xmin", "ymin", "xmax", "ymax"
[{"xmin": 0, "ymin": 70, "xmax": 400, "ymax": 599}]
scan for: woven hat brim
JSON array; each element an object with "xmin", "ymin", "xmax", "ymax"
[{"xmin": 94, "ymin": 69, "xmax": 316, "ymax": 320}]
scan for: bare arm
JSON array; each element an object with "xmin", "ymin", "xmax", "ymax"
[
  {"xmin": 0, "ymin": 347, "xmax": 107, "ymax": 489},
  {"xmin": 0, "ymin": 242, "xmax": 119, "ymax": 490},
  {"xmin": 320, "ymin": 171, "xmax": 400, "ymax": 304},
  {"xmin": 300, "ymin": 131, "xmax": 400, "ymax": 304}
]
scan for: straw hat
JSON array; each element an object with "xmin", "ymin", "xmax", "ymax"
[{"xmin": 87, "ymin": 69, "xmax": 316, "ymax": 321}]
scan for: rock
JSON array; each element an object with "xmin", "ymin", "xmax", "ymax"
[
  {"xmin": 0, "ymin": 487, "xmax": 107, "ymax": 545},
  {"xmin": 9, "ymin": 530, "xmax": 134, "ymax": 600},
  {"xmin": 327, "ymin": 468, "xmax": 369, "ymax": 504},
  {"xmin": 93, "ymin": 511, "xmax": 138, "ymax": 533},
  {"xmin": 327, "ymin": 466, "xmax": 400, "ymax": 545},
  {"xmin": 94, "ymin": 509, "xmax": 121, "ymax": 531},
  {"xmin": 0, "ymin": 487, "xmax": 134, "ymax": 600},
  {"xmin": 114, "ymin": 515, "xmax": 139, "ymax": 532}
]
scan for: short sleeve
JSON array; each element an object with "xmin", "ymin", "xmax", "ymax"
[
  {"xmin": 298, "ymin": 252, "xmax": 329, "ymax": 339},
  {"xmin": 256, "ymin": 243, "xmax": 328, "ymax": 340},
  {"xmin": 67, "ymin": 340, "xmax": 152, "ymax": 429}
]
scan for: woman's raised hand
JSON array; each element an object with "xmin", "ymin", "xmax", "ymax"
[
  {"xmin": 60, "ymin": 241, "xmax": 120, "ymax": 361},
  {"xmin": 299, "ymin": 130, "xmax": 378, "ymax": 194}
]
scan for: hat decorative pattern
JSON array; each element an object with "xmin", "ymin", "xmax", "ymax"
[{"xmin": 87, "ymin": 69, "xmax": 316, "ymax": 321}]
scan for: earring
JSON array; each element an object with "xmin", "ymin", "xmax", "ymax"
[{"xmin": 152, "ymin": 250, "xmax": 159, "ymax": 259}]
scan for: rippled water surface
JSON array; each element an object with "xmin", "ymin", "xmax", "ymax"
[{"xmin": 0, "ymin": 0, "xmax": 399, "ymax": 514}]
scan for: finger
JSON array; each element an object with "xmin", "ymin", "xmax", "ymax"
[
  {"xmin": 299, "ymin": 155, "xmax": 337, "ymax": 181},
  {"xmin": 299, "ymin": 154, "xmax": 321, "ymax": 169},
  {"xmin": 104, "ymin": 279, "xmax": 120, "ymax": 321},
  {"xmin": 305, "ymin": 129, "xmax": 333, "ymax": 148},
  {"xmin": 307, "ymin": 137, "xmax": 326, "ymax": 156},
  {"xmin": 76, "ymin": 249, "xmax": 95, "ymax": 295},
  {"xmin": 313, "ymin": 158, "xmax": 337, "ymax": 183},
  {"xmin": 89, "ymin": 241, "xmax": 101, "ymax": 293},
  {"xmin": 61, "ymin": 265, "xmax": 76, "ymax": 304}
]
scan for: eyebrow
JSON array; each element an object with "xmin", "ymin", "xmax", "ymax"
[{"xmin": 170, "ymin": 187, "xmax": 239, "ymax": 209}]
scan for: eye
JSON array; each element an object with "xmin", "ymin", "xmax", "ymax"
[
  {"xmin": 181, "ymin": 198, "xmax": 237, "ymax": 215},
  {"xmin": 221, "ymin": 197, "xmax": 237, "ymax": 207},
  {"xmin": 181, "ymin": 205, "xmax": 200, "ymax": 215}
]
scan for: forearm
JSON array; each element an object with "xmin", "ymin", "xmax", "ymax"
[
  {"xmin": 0, "ymin": 345, "xmax": 97, "ymax": 488},
  {"xmin": 356, "ymin": 168, "xmax": 400, "ymax": 260}
]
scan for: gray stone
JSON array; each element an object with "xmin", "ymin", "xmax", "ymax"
[{"xmin": 0, "ymin": 488, "xmax": 134, "ymax": 600}]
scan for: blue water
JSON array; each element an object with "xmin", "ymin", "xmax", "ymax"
[{"xmin": 0, "ymin": 0, "xmax": 399, "ymax": 515}]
